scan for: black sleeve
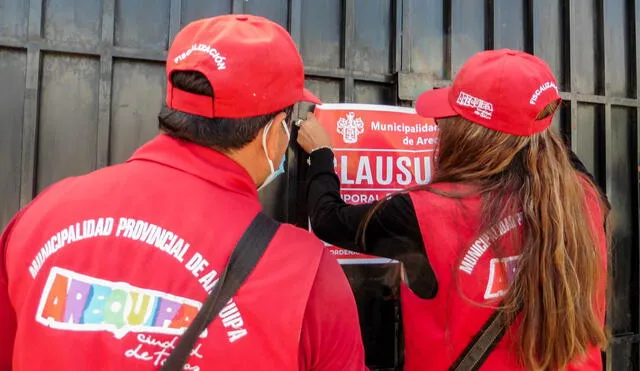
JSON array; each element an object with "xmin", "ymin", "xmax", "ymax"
[{"xmin": 305, "ymin": 148, "xmax": 437, "ymax": 299}]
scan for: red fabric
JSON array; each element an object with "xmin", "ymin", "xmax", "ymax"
[
  {"xmin": 166, "ymin": 14, "xmax": 321, "ymax": 118},
  {"xmin": 298, "ymin": 249, "xmax": 367, "ymax": 371},
  {"xmin": 0, "ymin": 135, "xmax": 364, "ymax": 370},
  {"xmin": 0, "ymin": 217, "xmax": 19, "ymax": 371},
  {"xmin": 415, "ymin": 49, "xmax": 561, "ymax": 136},
  {"xmin": 403, "ymin": 181, "xmax": 606, "ymax": 371}
]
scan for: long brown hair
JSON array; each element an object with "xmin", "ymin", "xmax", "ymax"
[{"xmin": 360, "ymin": 101, "xmax": 610, "ymax": 370}]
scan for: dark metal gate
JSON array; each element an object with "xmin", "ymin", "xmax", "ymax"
[{"xmin": 0, "ymin": 0, "xmax": 638, "ymax": 370}]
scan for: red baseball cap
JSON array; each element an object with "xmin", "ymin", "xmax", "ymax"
[
  {"xmin": 166, "ymin": 15, "xmax": 321, "ymax": 118},
  {"xmin": 415, "ymin": 49, "xmax": 561, "ymax": 136}
]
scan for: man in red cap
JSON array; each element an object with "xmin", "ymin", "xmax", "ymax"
[{"xmin": 0, "ymin": 15, "xmax": 366, "ymax": 370}]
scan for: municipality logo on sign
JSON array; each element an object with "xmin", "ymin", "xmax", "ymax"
[{"xmin": 337, "ymin": 112, "xmax": 365, "ymax": 144}]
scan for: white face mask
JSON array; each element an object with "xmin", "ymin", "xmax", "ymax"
[{"xmin": 257, "ymin": 119, "xmax": 290, "ymax": 192}]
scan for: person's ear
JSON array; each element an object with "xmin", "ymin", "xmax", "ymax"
[{"xmin": 264, "ymin": 111, "xmax": 289, "ymax": 161}]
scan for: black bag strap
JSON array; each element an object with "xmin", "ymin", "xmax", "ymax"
[
  {"xmin": 161, "ymin": 212, "xmax": 280, "ymax": 371},
  {"xmin": 449, "ymin": 303, "xmax": 522, "ymax": 371}
]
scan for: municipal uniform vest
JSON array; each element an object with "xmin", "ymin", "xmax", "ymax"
[
  {"xmin": 404, "ymin": 182, "xmax": 606, "ymax": 371},
  {"xmin": 4, "ymin": 135, "xmax": 324, "ymax": 370}
]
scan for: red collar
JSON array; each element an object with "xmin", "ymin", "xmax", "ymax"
[{"xmin": 127, "ymin": 134, "xmax": 258, "ymax": 199}]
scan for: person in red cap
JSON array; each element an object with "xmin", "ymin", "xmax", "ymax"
[
  {"xmin": 296, "ymin": 49, "xmax": 610, "ymax": 370},
  {"xmin": 0, "ymin": 15, "xmax": 366, "ymax": 370}
]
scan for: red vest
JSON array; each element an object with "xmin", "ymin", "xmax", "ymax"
[
  {"xmin": 404, "ymin": 182, "xmax": 606, "ymax": 371},
  {"xmin": 4, "ymin": 135, "xmax": 324, "ymax": 370}
]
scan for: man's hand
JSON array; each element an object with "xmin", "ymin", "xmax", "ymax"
[{"xmin": 296, "ymin": 112, "xmax": 333, "ymax": 154}]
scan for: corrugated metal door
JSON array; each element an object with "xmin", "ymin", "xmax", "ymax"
[{"xmin": 0, "ymin": 0, "xmax": 638, "ymax": 370}]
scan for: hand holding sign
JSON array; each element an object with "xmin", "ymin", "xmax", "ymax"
[
  {"xmin": 296, "ymin": 112, "xmax": 333, "ymax": 153},
  {"xmin": 307, "ymin": 103, "xmax": 438, "ymax": 264}
]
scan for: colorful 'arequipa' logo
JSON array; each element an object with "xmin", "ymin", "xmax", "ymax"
[
  {"xmin": 36, "ymin": 267, "xmax": 204, "ymax": 339},
  {"xmin": 484, "ymin": 255, "xmax": 520, "ymax": 299}
]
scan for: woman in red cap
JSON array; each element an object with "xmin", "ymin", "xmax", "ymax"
[{"xmin": 297, "ymin": 49, "xmax": 610, "ymax": 370}]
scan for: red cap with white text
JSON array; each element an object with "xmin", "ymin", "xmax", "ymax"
[
  {"xmin": 415, "ymin": 49, "xmax": 561, "ymax": 136},
  {"xmin": 166, "ymin": 14, "xmax": 321, "ymax": 118}
]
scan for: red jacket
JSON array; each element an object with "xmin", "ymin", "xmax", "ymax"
[
  {"xmin": 403, "ymin": 182, "xmax": 606, "ymax": 371},
  {"xmin": 0, "ymin": 135, "xmax": 366, "ymax": 371}
]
